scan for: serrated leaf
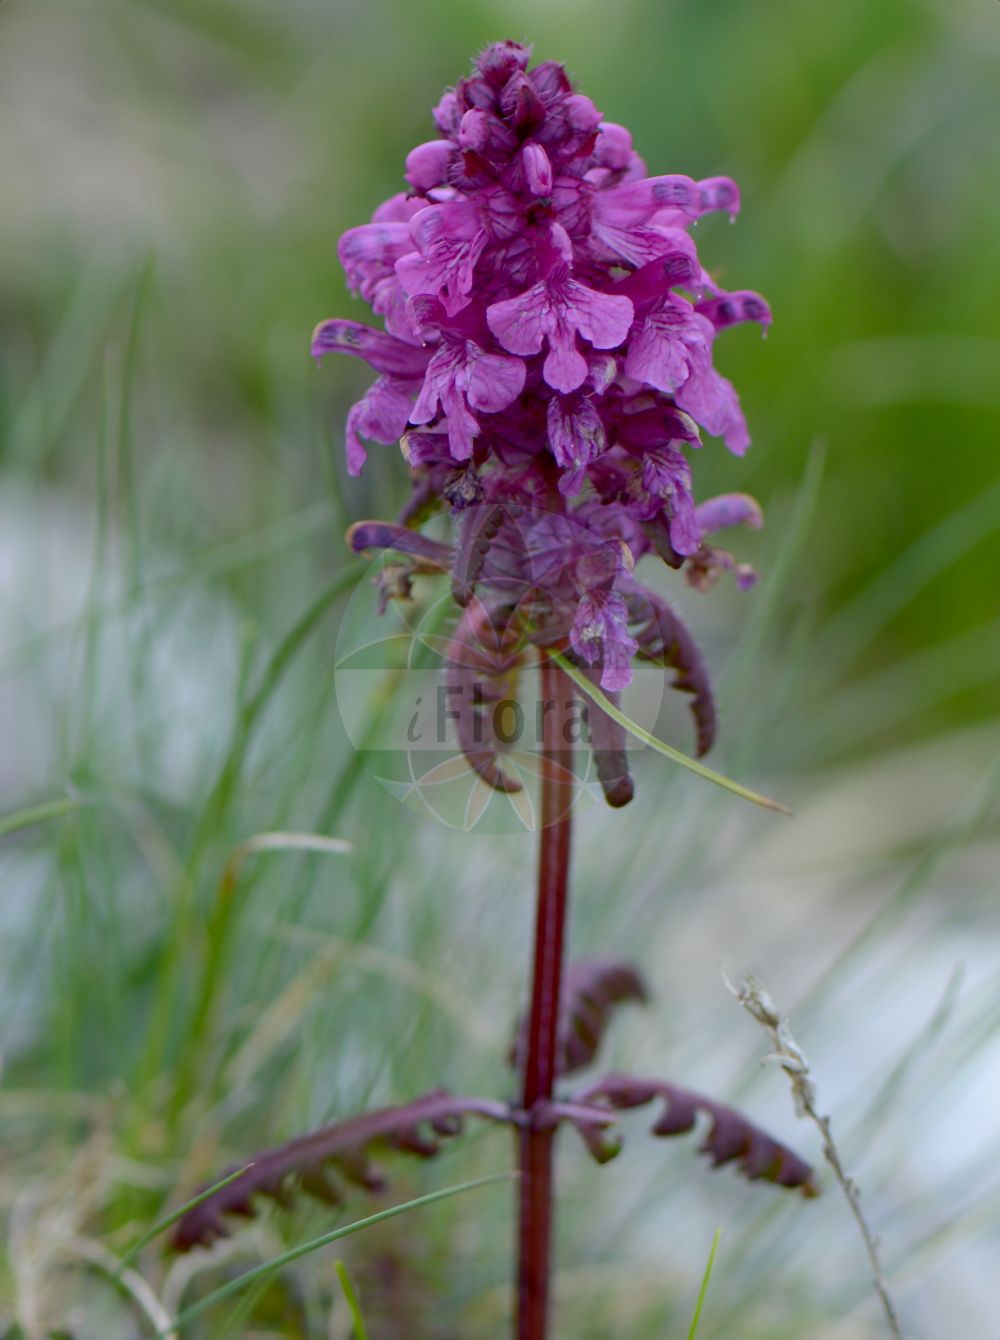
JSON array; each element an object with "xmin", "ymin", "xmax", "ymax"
[
  {"xmin": 172, "ymin": 1090, "xmax": 512, "ymax": 1251},
  {"xmin": 511, "ymin": 957, "xmax": 648, "ymax": 1077},
  {"xmin": 568, "ymin": 1074, "xmax": 818, "ymax": 1196}
]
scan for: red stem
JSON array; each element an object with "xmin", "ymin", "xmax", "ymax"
[{"xmin": 517, "ymin": 658, "xmax": 574, "ymax": 1340}]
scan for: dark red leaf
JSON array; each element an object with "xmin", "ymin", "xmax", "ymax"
[
  {"xmin": 568, "ymin": 1073, "xmax": 818, "ymax": 1196},
  {"xmin": 511, "ymin": 958, "xmax": 648, "ymax": 1077},
  {"xmin": 443, "ymin": 598, "xmax": 526, "ymax": 793},
  {"xmin": 628, "ymin": 589, "xmax": 717, "ymax": 756},
  {"xmin": 171, "ymin": 1090, "xmax": 512, "ymax": 1251},
  {"xmin": 451, "ymin": 503, "xmax": 505, "ymax": 607},
  {"xmin": 572, "ymin": 662, "xmax": 634, "ymax": 807}
]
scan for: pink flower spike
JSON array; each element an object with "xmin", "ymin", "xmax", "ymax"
[{"xmin": 314, "ymin": 42, "xmax": 773, "ymax": 769}]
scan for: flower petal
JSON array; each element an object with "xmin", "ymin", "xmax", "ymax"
[
  {"xmin": 695, "ymin": 493, "xmax": 763, "ymax": 535},
  {"xmin": 344, "ymin": 376, "xmax": 418, "ymax": 476},
  {"xmin": 311, "ymin": 319, "xmax": 429, "ymax": 377},
  {"xmin": 395, "ymin": 200, "xmax": 488, "ymax": 315},
  {"xmin": 548, "ymin": 394, "xmax": 607, "ymax": 495},
  {"xmin": 461, "ymin": 345, "xmax": 526, "ymax": 413},
  {"xmin": 696, "ymin": 290, "xmax": 771, "ymax": 331}
]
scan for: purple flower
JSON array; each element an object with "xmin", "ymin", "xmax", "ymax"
[
  {"xmin": 313, "ymin": 42, "xmax": 770, "ymax": 799},
  {"xmin": 487, "ymin": 267, "xmax": 634, "ymax": 395},
  {"xmin": 410, "ymin": 337, "xmax": 526, "ymax": 460},
  {"xmin": 570, "ymin": 589, "xmax": 638, "ymax": 692},
  {"xmin": 396, "ymin": 200, "xmax": 490, "ymax": 314},
  {"xmin": 635, "ymin": 446, "xmax": 700, "ymax": 556}
]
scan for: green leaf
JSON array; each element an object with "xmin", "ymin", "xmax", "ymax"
[
  {"xmin": 334, "ymin": 1259, "xmax": 369, "ymax": 1340},
  {"xmin": 162, "ymin": 1171, "xmax": 512, "ymax": 1334},
  {"xmin": 0, "ymin": 796, "xmax": 86, "ymax": 839},
  {"xmin": 687, "ymin": 1228, "xmax": 722, "ymax": 1340}
]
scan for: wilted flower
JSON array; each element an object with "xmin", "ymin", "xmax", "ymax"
[{"xmin": 313, "ymin": 41, "xmax": 769, "ymax": 804}]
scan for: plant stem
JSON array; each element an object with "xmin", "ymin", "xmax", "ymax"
[{"xmin": 517, "ymin": 658, "xmax": 575, "ymax": 1340}]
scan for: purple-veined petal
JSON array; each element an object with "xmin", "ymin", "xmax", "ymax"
[
  {"xmin": 547, "ymin": 394, "xmax": 607, "ymax": 495},
  {"xmin": 614, "ymin": 236, "xmax": 701, "ymax": 307},
  {"xmin": 696, "ymin": 290, "xmax": 771, "ymax": 331},
  {"xmin": 344, "ymin": 376, "xmax": 418, "ymax": 476},
  {"xmin": 311, "ymin": 319, "xmax": 430, "ymax": 377},
  {"xmin": 411, "ymin": 340, "xmax": 525, "ymax": 462},
  {"xmin": 461, "ymin": 344, "xmax": 526, "ymax": 413},
  {"xmin": 639, "ymin": 446, "xmax": 700, "ymax": 555},
  {"xmin": 675, "ymin": 364, "xmax": 750, "ymax": 455},
  {"xmin": 624, "ymin": 298, "xmax": 712, "ymax": 394},
  {"xmin": 338, "ymin": 221, "xmax": 412, "ymax": 292},
  {"xmin": 487, "ymin": 277, "xmax": 633, "ymax": 395},
  {"xmin": 396, "ymin": 200, "xmax": 488, "ymax": 315},
  {"xmin": 595, "ymin": 174, "xmax": 702, "ymax": 228},
  {"xmin": 570, "ymin": 589, "xmax": 638, "ymax": 692}
]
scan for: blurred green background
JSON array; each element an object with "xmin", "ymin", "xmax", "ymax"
[{"xmin": 1, "ymin": 1, "xmax": 999, "ymax": 1338}]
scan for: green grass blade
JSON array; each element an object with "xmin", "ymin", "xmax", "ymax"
[
  {"xmin": 114, "ymin": 1164, "xmax": 254, "ymax": 1277},
  {"xmin": 0, "ymin": 796, "xmax": 86, "ymax": 839},
  {"xmin": 334, "ymin": 1259, "xmax": 369, "ymax": 1340},
  {"xmin": 688, "ymin": 1228, "xmax": 722, "ymax": 1340},
  {"xmin": 164, "ymin": 1171, "xmax": 513, "ymax": 1335},
  {"xmin": 549, "ymin": 653, "xmax": 790, "ymax": 815}
]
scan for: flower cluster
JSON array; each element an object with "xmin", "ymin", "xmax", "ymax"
[{"xmin": 313, "ymin": 42, "xmax": 769, "ymax": 802}]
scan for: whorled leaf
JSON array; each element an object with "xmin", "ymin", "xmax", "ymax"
[
  {"xmin": 443, "ymin": 598, "xmax": 526, "ymax": 793},
  {"xmin": 566, "ymin": 1073, "xmax": 819, "ymax": 1193},
  {"xmin": 511, "ymin": 958, "xmax": 648, "ymax": 1077},
  {"xmin": 572, "ymin": 660, "xmax": 634, "ymax": 808},
  {"xmin": 172, "ymin": 1090, "xmax": 512, "ymax": 1251},
  {"xmin": 451, "ymin": 503, "xmax": 505, "ymax": 607},
  {"xmin": 628, "ymin": 590, "xmax": 717, "ymax": 756}
]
